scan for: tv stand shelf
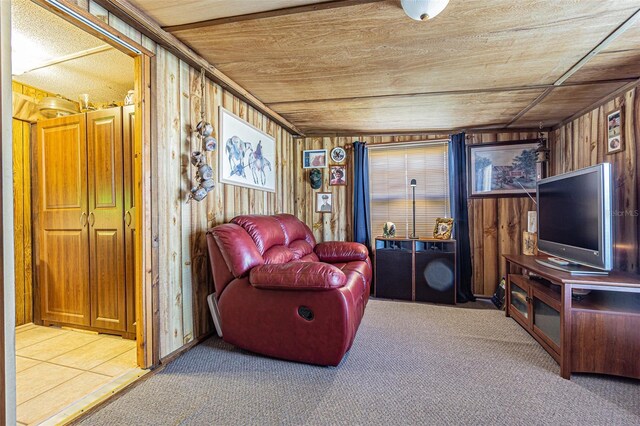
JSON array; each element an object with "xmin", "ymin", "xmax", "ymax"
[{"xmin": 504, "ymin": 255, "xmax": 640, "ymax": 380}]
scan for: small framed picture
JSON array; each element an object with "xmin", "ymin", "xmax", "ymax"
[
  {"xmin": 606, "ymin": 107, "xmax": 624, "ymax": 154},
  {"xmin": 330, "ymin": 147, "xmax": 346, "ymax": 163},
  {"xmin": 303, "ymin": 149, "xmax": 328, "ymax": 169},
  {"xmin": 433, "ymin": 218, "xmax": 454, "ymax": 240},
  {"xmin": 315, "ymin": 192, "xmax": 333, "ymax": 213},
  {"xmin": 329, "ymin": 165, "xmax": 347, "ymax": 186}
]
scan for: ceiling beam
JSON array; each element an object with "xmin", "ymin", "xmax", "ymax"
[
  {"xmin": 93, "ymin": 0, "xmax": 305, "ymax": 136},
  {"xmin": 266, "ymin": 79, "xmax": 637, "ymax": 106},
  {"xmin": 505, "ymin": 87, "xmax": 554, "ymax": 128},
  {"xmin": 163, "ymin": 0, "xmax": 386, "ymax": 33},
  {"xmin": 297, "ymin": 126, "xmax": 547, "ymax": 138}
]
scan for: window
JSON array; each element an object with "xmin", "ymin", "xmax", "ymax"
[{"xmin": 368, "ymin": 142, "xmax": 450, "ymax": 239}]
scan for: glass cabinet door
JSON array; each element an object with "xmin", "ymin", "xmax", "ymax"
[
  {"xmin": 533, "ymin": 297, "xmax": 561, "ymax": 348},
  {"xmin": 510, "ymin": 282, "xmax": 529, "ymax": 319}
]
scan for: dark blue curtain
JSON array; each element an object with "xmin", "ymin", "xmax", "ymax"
[
  {"xmin": 449, "ymin": 133, "xmax": 475, "ymax": 302},
  {"xmin": 352, "ymin": 141, "xmax": 371, "ymax": 251}
]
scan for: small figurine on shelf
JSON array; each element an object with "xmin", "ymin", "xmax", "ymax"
[{"xmin": 382, "ymin": 222, "xmax": 396, "ymax": 238}]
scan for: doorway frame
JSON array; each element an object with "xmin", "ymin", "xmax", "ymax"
[
  {"xmin": 1, "ymin": 0, "xmax": 17, "ymax": 423},
  {"xmin": 30, "ymin": 0, "xmax": 157, "ymax": 368},
  {"xmin": 2, "ymin": 0, "xmax": 159, "ymax": 420}
]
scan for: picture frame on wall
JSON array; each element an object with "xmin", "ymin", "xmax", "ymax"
[
  {"xmin": 219, "ymin": 106, "xmax": 276, "ymax": 192},
  {"xmin": 467, "ymin": 140, "xmax": 541, "ymax": 198},
  {"xmin": 315, "ymin": 192, "xmax": 333, "ymax": 213},
  {"xmin": 303, "ymin": 149, "xmax": 328, "ymax": 169},
  {"xmin": 329, "ymin": 165, "xmax": 347, "ymax": 186},
  {"xmin": 606, "ymin": 107, "xmax": 624, "ymax": 155},
  {"xmin": 330, "ymin": 146, "xmax": 346, "ymax": 163}
]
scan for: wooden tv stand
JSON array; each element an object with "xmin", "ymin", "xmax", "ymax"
[{"xmin": 503, "ymin": 255, "xmax": 640, "ymax": 380}]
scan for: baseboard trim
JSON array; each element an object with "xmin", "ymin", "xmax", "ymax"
[{"xmin": 159, "ymin": 331, "xmax": 215, "ymax": 366}]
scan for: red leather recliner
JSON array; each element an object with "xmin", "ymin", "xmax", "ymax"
[{"xmin": 206, "ymin": 214, "xmax": 371, "ymax": 366}]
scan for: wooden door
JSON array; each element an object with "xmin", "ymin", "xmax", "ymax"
[
  {"xmin": 87, "ymin": 108, "xmax": 126, "ymax": 332},
  {"xmin": 37, "ymin": 114, "xmax": 90, "ymax": 326},
  {"xmin": 123, "ymin": 105, "xmax": 136, "ymax": 334}
]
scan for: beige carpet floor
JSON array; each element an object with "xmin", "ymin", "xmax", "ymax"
[{"xmin": 78, "ymin": 299, "xmax": 640, "ymax": 425}]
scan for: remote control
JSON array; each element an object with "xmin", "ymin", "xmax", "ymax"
[{"xmin": 548, "ymin": 257, "xmax": 570, "ymax": 266}]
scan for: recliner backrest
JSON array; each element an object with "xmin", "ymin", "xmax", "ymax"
[
  {"xmin": 274, "ymin": 214, "xmax": 317, "ymax": 261},
  {"xmin": 208, "ymin": 215, "xmax": 319, "ymax": 297}
]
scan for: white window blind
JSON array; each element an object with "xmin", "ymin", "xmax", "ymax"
[{"xmin": 368, "ymin": 142, "xmax": 451, "ymax": 239}]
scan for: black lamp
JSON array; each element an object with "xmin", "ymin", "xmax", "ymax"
[{"xmin": 410, "ymin": 179, "xmax": 418, "ymax": 239}]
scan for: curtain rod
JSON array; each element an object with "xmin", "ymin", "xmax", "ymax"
[{"xmin": 366, "ymin": 139, "xmax": 450, "ymax": 150}]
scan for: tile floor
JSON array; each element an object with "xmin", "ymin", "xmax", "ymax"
[{"xmin": 16, "ymin": 323, "xmax": 139, "ymax": 425}]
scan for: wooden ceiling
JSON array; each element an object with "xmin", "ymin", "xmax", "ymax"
[{"xmin": 128, "ymin": 0, "xmax": 640, "ymax": 134}]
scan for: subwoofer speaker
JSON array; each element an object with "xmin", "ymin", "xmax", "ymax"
[
  {"xmin": 375, "ymin": 247, "xmax": 413, "ymax": 300},
  {"xmin": 415, "ymin": 245, "xmax": 456, "ymax": 304}
]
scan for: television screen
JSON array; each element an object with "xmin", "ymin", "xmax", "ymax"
[
  {"xmin": 538, "ymin": 171, "xmax": 600, "ymax": 251},
  {"xmin": 536, "ymin": 163, "xmax": 612, "ymax": 271}
]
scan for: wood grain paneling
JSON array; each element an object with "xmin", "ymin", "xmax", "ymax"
[
  {"xmin": 12, "ymin": 120, "xmax": 32, "ymax": 326},
  {"xmin": 153, "ymin": 47, "xmax": 297, "ymax": 358},
  {"xmin": 273, "ymin": 89, "xmax": 546, "ymax": 134},
  {"xmin": 511, "ymin": 82, "xmax": 630, "ymax": 128},
  {"xmin": 568, "ymin": 24, "xmax": 640, "ymax": 84},
  {"xmin": 170, "ymin": 1, "xmax": 638, "ymax": 104},
  {"xmin": 550, "ymin": 87, "xmax": 639, "ymax": 275},
  {"xmin": 467, "ymin": 132, "xmax": 540, "ymax": 296},
  {"xmin": 12, "ymin": 81, "xmax": 53, "ymax": 326},
  {"xmin": 131, "ymin": 0, "xmax": 331, "ymax": 27}
]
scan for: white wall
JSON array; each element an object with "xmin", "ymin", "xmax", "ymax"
[{"xmin": 0, "ymin": 0, "xmax": 16, "ymax": 423}]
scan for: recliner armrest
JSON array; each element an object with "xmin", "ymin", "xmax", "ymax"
[
  {"xmin": 314, "ymin": 242, "xmax": 369, "ymax": 263},
  {"xmin": 249, "ymin": 262, "xmax": 346, "ymax": 291}
]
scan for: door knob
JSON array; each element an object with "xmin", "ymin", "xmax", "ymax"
[
  {"xmin": 88, "ymin": 212, "xmax": 95, "ymax": 226},
  {"xmin": 80, "ymin": 212, "xmax": 87, "ymax": 227},
  {"xmin": 124, "ymin": 210, "xmax": 132, "ymax": 227}
]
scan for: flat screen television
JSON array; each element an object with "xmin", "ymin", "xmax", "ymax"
[{"xmin": 536, "ymin": 163, "xmax": 613, "ymax": 275}]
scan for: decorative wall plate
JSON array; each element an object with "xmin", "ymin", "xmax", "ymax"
[{"xmin": 330, "ymin": 147, "xmax": 346, "ymax": 163}]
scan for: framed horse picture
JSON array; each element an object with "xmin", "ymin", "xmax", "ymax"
[{"xmin": 219, "ymin": 106, "xmax": 276, "ymax": 192}]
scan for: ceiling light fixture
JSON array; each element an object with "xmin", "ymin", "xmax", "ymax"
[{"xmin": 400, "ymin": 0, "xmax": 449, "ymax": 21}]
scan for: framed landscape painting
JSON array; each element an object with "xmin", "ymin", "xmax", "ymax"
[
  {"xmin": 219, "ymin": 106, "xmax": 276, "ymax": 193},
  {"xmin": 467, "ymin": 141, "xmax": 540, "ymax": 198}
]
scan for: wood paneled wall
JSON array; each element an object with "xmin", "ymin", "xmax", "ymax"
[
  {"xmin": 466, "ymin": 132, "xmax": 542, "ymax": 296},
  {"xmin": 295, "ymin": 132, "xmax": 543, "ymax": 297},
  {"xmin": 12, "ymin": 119, "xmax": 32, "ymax": 326},
  {"xmin": 11, "ymin": 81, "xmax": 53, "ymax": 326},
  {"xmin": 550, "ymin": 88, "xmax": 639, "ymax": 275},
  {"xmin": 154, "ymin": 47, "xmax": 296, "ymax": 358}
]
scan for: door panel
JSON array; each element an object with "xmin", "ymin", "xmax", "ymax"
[
  {"xmin": 41, "ymin": 231, "xmax": 88, "ymax": 319},
  {"xmin": 37, "ymin": 115, "xmax": 90, "ymax": 326},
  {"xmin": 123, "ymin": 105, "xmax": 136, "ymax": 333},
  {"xmin": 87, "ymin": 108, "xmax": 126, "ymax": 331},
  {"xmin": 93, "ymin": 230, "xmax": 120, "ymax": 322}
]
